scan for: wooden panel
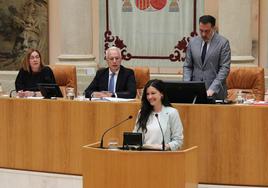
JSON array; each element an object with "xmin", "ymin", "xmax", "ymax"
[
  {"xmin": 178, "ymin": 104, "xmax": 268, "ymax": 185},
  {"xmin": 0, "ymin": 98, "xmax": 140, "ymax": 174},
  {"xmin": 83, "ymin": 143, "xmax": 198, "ymax": 188},
  {"xmin": 0, "ymin": 98, "xmax": 268, "ymax": 186}
]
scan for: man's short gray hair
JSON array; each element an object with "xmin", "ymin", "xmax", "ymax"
[{"xmin": 105, "ymin": 46, "xmax": 122, "ymax": 59}]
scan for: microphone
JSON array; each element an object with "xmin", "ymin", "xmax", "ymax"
[
  {"xmin": 155, "ymin": 114, "xmax": 165, "ymax": 151},
  {"xmin": 9, "ymin": 89, "xmax": 17, "ymax": 98},
  {"xmin": 100, "ymin": 115, "xmax": 133, "ymax": 148}
]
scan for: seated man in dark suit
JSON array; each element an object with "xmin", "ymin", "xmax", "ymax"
[{"xmin": 84, "ymin": 46, "xmax": 137, "ymax": 98}]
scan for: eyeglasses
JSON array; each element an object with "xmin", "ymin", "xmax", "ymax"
[{"xmin": 30, "ymin": 55, "xmax": 40, "ymax": 60}]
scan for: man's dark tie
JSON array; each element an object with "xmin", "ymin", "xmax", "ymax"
[
  {"xmin": 108, "ymin": 73, "xmax": 115, "ymax": 93},
  {"xmin": 201, "ymin": 42, "xmax": 207, "ymax": 64}
]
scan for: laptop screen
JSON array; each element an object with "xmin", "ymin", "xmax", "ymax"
[
  {"xmin": 38, "ymin": 83, "xmax": 63, "ymax": 99},
  {"xmin": 163, "ymin": 80, "xmax": 209, "ymax": 104}
]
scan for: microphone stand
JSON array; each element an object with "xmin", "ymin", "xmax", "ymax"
[
  {"xmin": 100, "ymin": 115, "xmax": 133, "ymax": 148},
  {"xmin": 192, "ymin": 95, "xmax": 197, "ymax": 104},
  {"xmin": 155, "ymin": 114, "xmax": 165, "ymax": 151},
  {"xmin": 9, "ymin": 89, "xmax": 17, "ymax": 98}
]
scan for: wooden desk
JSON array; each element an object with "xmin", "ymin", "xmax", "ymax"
[
  {"xmin": 83, "ymin": 143, "xmax": 198, "ymax": 188},
  {"xmin": 0, "ymin": 98, "xmax": 267, "ymax": 186}
]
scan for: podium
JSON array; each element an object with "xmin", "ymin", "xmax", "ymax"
[{"xmin": 83, "ymin": 142, "xmax": 198, "ymax": 188}]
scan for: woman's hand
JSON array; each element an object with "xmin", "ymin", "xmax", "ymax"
[
  {"xmin": 17, "ymin": 90, "xmax": 39, "ymax": 97},
  {"xmin": 165, "ymin": 144, "xmax": 170, "ymax": 150},
  {"xmin": 17, "ymin": 90, "xmax": 26, "ymax": 98},
  {"xmin": 24, "ymin": 91, "xmax": 35, "ymax": 97}
]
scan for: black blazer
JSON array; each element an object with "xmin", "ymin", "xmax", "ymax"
[
  {"xmin": 84, "ymin": 65, "xmax": 137, "ymax": 98},
  {"xmin": 15, "ymin": 66, "xmax": 56, "ymax": 91}
]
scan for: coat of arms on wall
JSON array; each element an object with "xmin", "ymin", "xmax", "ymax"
[
  {"xmin": 122, "ymin": 0, "xmax": 180, "ymax": 12},
  {"xmin": 0, "ymin": 0, "xmax": 48, "ymax": 70}
]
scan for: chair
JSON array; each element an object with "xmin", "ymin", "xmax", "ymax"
[
  {"xmin": 226, "ymin": 67, "xmax": 265, "ymax": 101},
  {"xmin": 49, "ymin": 65, "xmax": 77, "ymax": 97},
  {"xmin": 131, "ymin": 67, "xmax": 150, "ymax": 98}
]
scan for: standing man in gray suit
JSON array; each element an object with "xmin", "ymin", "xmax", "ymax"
[{"xmin": 183, "ymin": 15, "xmax": 231, "ymax": 100}]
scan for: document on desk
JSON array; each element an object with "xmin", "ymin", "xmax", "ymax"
[
  {"xmin": 253, "ymin": 101, "xmax": 268, "ymax": 105},
  {"xmin": 91, "ymin": 97, "xmax": 136, "ymax": 102},
  {"xmin": 27, "ymin": 96, "xmax": 44, "ymax": 99}
]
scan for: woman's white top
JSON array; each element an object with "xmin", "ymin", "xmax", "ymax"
[
  {"xmin": 143, "ymin": 115, "xmax": 163, "ymax": 145},
  {"xmin": 133, "ymin": 106, "xmax": 184, "ymax": 150}
]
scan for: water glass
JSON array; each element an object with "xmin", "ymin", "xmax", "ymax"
[
  {"xmin": 236, "ymin": 90, "xmax": 244, "ymax": 104},
  {"xmin": 0, "ymin": 83, "xmax": 3, "ymax": 95},
  {"xmin": 108, "ymin": 138, "xmax": 119, "ymax": 150},
  {"xmin": 66, "ymin": 87, "xmax": 75, "ymax": 100},
  {"xmin": 137, "ymin": 88, "xmax": 144, "ymax": 99},
  {"xmin": 76, "ymin": 92, "xmax": 85, "ymax": 101}
]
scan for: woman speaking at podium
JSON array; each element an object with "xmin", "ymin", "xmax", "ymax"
[{"xmin": 133, "ymin": 79, "xmax": 183, "ymax": 151}]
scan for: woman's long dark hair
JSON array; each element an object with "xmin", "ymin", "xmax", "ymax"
[{"xmin": 137, "ymin": 79, "xmax": 171, "ymax": 132}]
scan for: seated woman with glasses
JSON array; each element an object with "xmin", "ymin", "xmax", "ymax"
[{"xmin": 15, "ymin": 49, "xmax": 56, "ymax": 97}]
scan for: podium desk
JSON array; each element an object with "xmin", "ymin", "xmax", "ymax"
[{"xmin": 83, "ymin": 143, "xmax": 198, "ymax": 188}]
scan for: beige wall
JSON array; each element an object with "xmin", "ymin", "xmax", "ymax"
[
  {"xmin": 259, "ymin": 0, "xmax": 268, "ymax": 69},
  {"xmin": 204, "ymin": 0, "xmax": 219, "ymax": 26},
  {"xmin": 92, "ymin": 0, "xmax": 100, "ymax": 64},
  {"xmin": 48, "ymin": 0, "xmax": 95, "ymax": 66},
  {"xmin": 48, "ymin": 0, "xmax": 61, "ymax": 65},
  {"xmin": 204, "ymin": 0, "xmax": 267, "ymax": 68}
]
